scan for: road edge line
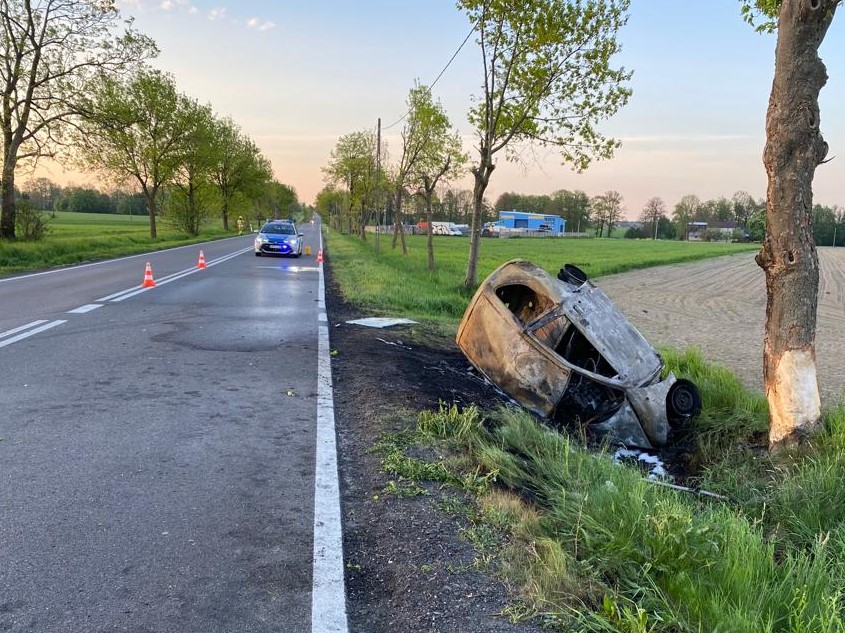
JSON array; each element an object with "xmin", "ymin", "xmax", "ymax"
[{"xmin": 311, "ymin": 229, "xmax": 349, "ymax": 633}]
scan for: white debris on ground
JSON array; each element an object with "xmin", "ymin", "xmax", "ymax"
[
  {"xmin": 346, "ymin": 317, "xmax": 419, "ymax": 328},
  {"xmin": 613, "ymin": 448, "xmax": 669, "ymax": 480}
]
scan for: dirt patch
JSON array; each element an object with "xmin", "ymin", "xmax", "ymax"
[
  {"xmin": 326, "ymin": 248, "xmax": 845, "ymax": 632},
  {"xmin": 597, "ymin": 248, "xmax": 845, "ymax": 406}
]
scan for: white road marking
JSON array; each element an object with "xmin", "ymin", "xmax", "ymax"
[
  {"xmin": 0, "ymin": 320, "xmax": 48, "ymax": 340},
  {"xmin": 107, "ymin": 247, "xmax": 254, "ymax": 303},
  {"xmin": 311, "ymin": 228, "xmax": 348, "ymax": 633},
  {"xmin": 67, "ymin": 304, "xmax": 103, "ymax": 314},
  {"xmin": 0, "ymin": 320, "xmax": 67, "ymax": 349}
]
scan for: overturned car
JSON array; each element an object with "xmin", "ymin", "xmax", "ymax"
[{"xmin": 456, "ymin": 260, "xmax": 701, "ymax": 448}]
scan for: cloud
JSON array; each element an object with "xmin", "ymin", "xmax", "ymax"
[
  {"xmin": 208, "ymin": 7, "xmax": 228, "ymax": 21},
  {"xmin": 247, "ymin": 17, "xmax": 276, "ymax": 32}
]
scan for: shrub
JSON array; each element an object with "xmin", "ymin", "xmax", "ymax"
[{"xmin": 15, "ymin": 201, "xmax": 51, "ymax": 241}]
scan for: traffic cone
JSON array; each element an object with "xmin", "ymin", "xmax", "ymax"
[
  {"xmin": 197, "ymin": 250, "xmax": 207, "ymax": 269},
  {"xmin": 141, "ymin": 262, "xmax": 156, "ymax": 288},
  {"xmin": 316, "ymin": 249, "xmax": 323, "ymax": 263},
  {"xmin": 305, "ymin": 245, "xmax": 312, "ymax": 256}
]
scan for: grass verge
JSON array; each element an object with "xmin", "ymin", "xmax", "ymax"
[{"xmin": 0, "ymin": 211, "xmax": 238, "ymax": 275}]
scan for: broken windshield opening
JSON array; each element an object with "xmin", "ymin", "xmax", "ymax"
[{"xmin": 495, "ymin": 283, "xmax": 554, "ymax": 325}]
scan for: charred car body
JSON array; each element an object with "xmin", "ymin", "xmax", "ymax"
[{"xmin": 456, "ymin": 260, "xmax": 701, "ymax": 448}]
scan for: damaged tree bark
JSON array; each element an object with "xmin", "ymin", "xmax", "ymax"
[{"xmin": 757, "ymin": 0, "xmax": 838, "ymax": 450}]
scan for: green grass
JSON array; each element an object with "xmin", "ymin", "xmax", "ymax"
[
  {"xmin": 381, "ymin": 391, "xmax": 845, "ymax": 632},
  {"xmin": 325, "ymin": 230, "xmax": 757, "ymax": 321},
  {"xmin": 0, "ymin": 211, "xmax": 238, "ymax": 275}
]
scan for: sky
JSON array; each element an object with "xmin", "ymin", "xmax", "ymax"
[{"xmin": 56, "ymin": 0, "xmax": 845, "ymax": 218}]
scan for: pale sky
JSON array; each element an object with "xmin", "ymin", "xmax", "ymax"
[{"xmin": 86, "ymin": 1, "xmax": 845, "ymax": 218}]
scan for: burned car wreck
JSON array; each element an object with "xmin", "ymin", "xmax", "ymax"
[{"xmin": 456, "ymin": 260, "xmax": 701, "ymax": 448}]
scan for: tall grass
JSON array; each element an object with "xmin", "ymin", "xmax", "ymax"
[
  {"xmin": 325, "ymin": 230, "xmax": 758, "ymax": 321},
  {"xmin": 0, "ymin": 211, "xmax": 235, "ymax": 275},
  {"xmin": 407, "ymin": 397, "xmax": 845, "ymax": 632}
]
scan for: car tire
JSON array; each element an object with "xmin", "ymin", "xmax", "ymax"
[
  {"xmin": 666, "ymin": 379, "xmax": 702, "ymax": 427},
  {"xmin": 255, "ymin": 252, "xmax": 261, "ymax": 257}
]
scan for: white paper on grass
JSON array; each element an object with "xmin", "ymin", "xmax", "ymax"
[{"xmin": 346, "ymin": 317, "xmax": 418, "ymax": 329}]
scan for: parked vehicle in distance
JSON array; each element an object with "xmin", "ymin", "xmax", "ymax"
[
  {"xmin": 254, "ymin": 220, "xmax": 303, "ymax": 257},
  {"xmin": 431, "ymin": 221, "xmax": 463, "ymax": 236}
]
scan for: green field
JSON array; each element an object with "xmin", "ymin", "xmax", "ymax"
[
  {"xmin": 326, "ymin": 231, "xmax": 758, "ymax": 322},
  {"xmin": 0, "ymin": 211, "xmax": 236, "ymax": 275}
]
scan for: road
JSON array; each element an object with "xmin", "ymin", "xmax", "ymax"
[{"xmin": 0, "ymin": 224, "xmax": 344, "ymax": 632}]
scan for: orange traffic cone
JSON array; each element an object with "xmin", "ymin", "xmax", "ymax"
[
  {"xmin": 141, "ymin": 262, "xmax": 156, "ymax": 288},
  {"xmin": 197, "ymin": 250, "xmax": 207, "ymax": 269},
  {"xmin": 316, "ymin": 249, "xmax": 324, "ymax": 263}
]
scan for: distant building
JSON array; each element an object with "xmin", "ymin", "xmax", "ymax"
[
  {"xmin": 498, "ymin": 210, "xmax": 566, "ymax": 233},
  {"xmin": 686, "ymin": 221, "xmax": 708, "ymax": 241}
]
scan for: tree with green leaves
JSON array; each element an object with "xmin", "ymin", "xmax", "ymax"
[
  {"xmin": 322, "ymin": 131, "xmax": 380, "ymax": 238},
  {"xmin": 209, "ymin": 117, "xmax": 273, "ymax": 231},
  {"xmin": 741, "ymin": 0, "xmax": 839, "ymax": 449},
  {"xmin": 391, "ymin": 82, "xmax": 441, "ymax": 255},
  {"xmin": 78, "ymin": 68, "xmax": 193, "ymax": 238},
  {"xmin": 406, "ymin": 92, "xmax": 467, "ymax": 271},
  {"xmin": 167, "ymin": 99, "xmax": 217, "ymax": 236},
  {"xmin": 459, "ymin": 0, "xmax": 631, "ymax": 286},
  {"xmin": 0, "ymin": 0, "xmax": 157, "ymax": 240},
  {"xmin": 673, "ymin": 194, "xmax": 702, "ymax": 240}
]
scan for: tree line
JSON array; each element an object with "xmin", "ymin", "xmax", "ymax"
[{"xmin": 0, "ymin": 1, "xmax": 297, "ymax": 242}]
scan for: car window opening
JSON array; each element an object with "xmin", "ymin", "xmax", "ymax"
[
  {"xmin": 495, "ymin": 283, "xmax": 553, "ymax": 325},
  {"xmin": 555, "ymin": 327, "xmax": 618, "ymax": 379}
]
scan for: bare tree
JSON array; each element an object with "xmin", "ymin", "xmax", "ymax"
[
  {"xmin": 640, "ymin": 197, "xmax": 666, "ymax": 239},
  {"xmin": 0, "ymin": 0, "xmax": 156, "ymax": 239}
]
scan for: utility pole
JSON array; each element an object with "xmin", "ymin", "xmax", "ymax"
[{"xmin": 375, "ymin": 117, "xmax": 381, "ymax": 254}]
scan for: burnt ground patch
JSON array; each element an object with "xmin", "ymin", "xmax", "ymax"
[{"xmin": 325, "ymin": 265, "xmax": 544, "ymax": 633}]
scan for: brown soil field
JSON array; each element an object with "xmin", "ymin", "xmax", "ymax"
[{"xmin": 597, "ymin": 247, "xmax": 845, "ymax": 406}]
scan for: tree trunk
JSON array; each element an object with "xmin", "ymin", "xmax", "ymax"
[
  {"xmin": 391, "ymin": 188, "xmax": 407, "ymax": 254},
  {"xmin": 464, "ymin": 160, "xmax": 494, "ymax": 288},
  {"xmin": 426, "ymin": 195, "xmax": 435, "ymax": 272},
  {"xmin": 0, "ymin": 158, "xmax": 16, "ymax": 239},
  {"xmin": 756, "ymin": 0, "xmax": 836, "ymax": 450},
  {"xmin": 144, "ymin": 186, "xmax": 158, "ymax": 239},
  {"xmin": 222, "ymin": 198, "xmax": 229, "ymax": 231}
]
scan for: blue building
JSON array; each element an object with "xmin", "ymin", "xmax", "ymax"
[{"xmin": 498, "ymin": 210, "xmax": 566, "ymax": 234}]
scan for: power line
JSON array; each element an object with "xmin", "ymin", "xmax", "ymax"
[{"xmin": 382, "ymin": 23, "xmax": 476, "ymax": 131}]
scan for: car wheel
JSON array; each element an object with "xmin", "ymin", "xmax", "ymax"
[
  {"xmin": 255, "ymin": 252, "xmax": 261, "ymax": 257},
  {"xmin": 666, "ymin": 379, "xmax": 702, "ymax": 427}
]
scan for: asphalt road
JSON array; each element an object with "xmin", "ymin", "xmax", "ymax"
[{"xmin": 0, "ymin": 225, "xmax": 327, "ymax": 632}]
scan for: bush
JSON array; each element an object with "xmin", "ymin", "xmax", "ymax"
[{"xmin": 15, "ymin": 201, "xmax": 51, "ymax": 241}]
